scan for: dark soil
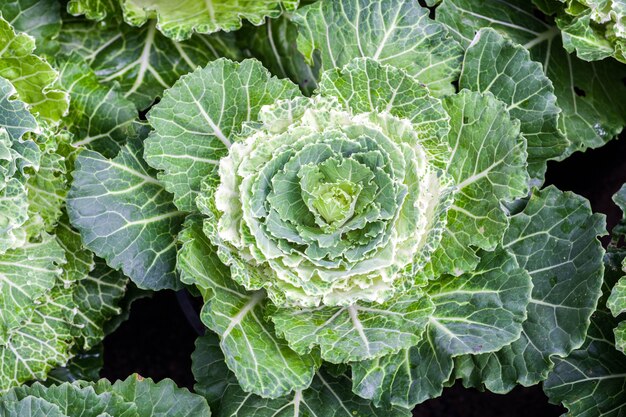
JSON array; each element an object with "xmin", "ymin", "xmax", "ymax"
[{"xmin": 101, "ymin": 136, "xmax": 626, "ymax": 416}]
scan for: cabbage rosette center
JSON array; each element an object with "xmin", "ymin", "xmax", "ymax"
[{"xmin": 199, "ymin": 95, "xmax": 454, "ymax": 307}]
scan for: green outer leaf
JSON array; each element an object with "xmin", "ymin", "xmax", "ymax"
[
  {"xmin": 429, "ymin": 89, "xmax": 528, "ymax": 277},
  {"xmin": 178, "ymin": 218, "xmax": 317, "ymax": 398},
  {"xmin": 2, "ymin": 374, "xmax": 211, "ymax": 417},
  {"xmin": 238, "ymin": 16, "xmax": 319, "ymax": 96},
  {"xmin": 144, "ymin": 58, "xmax": 301, "ymax": 212},
  {"xmin": 460, "ymin": 28, "xmax": 567, "ymax": 180},
  {"xmin": 435, "ymin": 0, "xmax": 626, "ymax": 158},
  {"xmin": 351, "ymin": 248, "xmax": 531, "ymax": 408},
  {"xmin": 0, "ymin": 16, "xmax": 68, "ymax": 123},
  {"xmin": 319, "ymin": 57, "xmax": 450, "ymax": 142},
  {"xmin": 192, "ymin": 333, "xmax": 238, "ymax": 409},
  {"xmin": 0, "ymin": 396, "xmax": 66, "ymax": 417},
  {"xmin": 271, "ymin": 291, "xmax": 435, "ymax": 363},
  {"xmin": 56, "ymin": 53, "xmax": 138, "ymax": 158},
  {"xmin": 96, "ymin": 374, "xmax": 212, "ymax": 417},
  {"xmin": 192, "ymin": 333, "xmax": 411, "ymax": 417},
  {"xmin": 47, "ymin": 344, "xmax": 104, "ymax": 384},
  {"xmin": 558, "ymin": 12, "xmax": 616, "ymax": 61},
  {"xmin": 4, "ymin": 382, "xmax": 136, "ymax": 417},
  {"xmin": 67, "ymin": 136, "xmax": 185, "ymax": 290},
  {"xmin": 58, "ymin": 15, "xmax": 242, "ymax": 110},
  {"xmin": 0, "ymin": 76, "xmax": 37, "ymax": 141},
  {"xmin": 454, "ymin": 186, "xmax": 606, "ymax": 393},
  {"xmin": 544, "ymin": 310, "xmax": 626, "ymax": 417},
  {"xmin": 293, "ymin": 0, "xmax": 463, "ymax": 96},
  {"xmin": 0, "ymin": 0, "xmax": 62, "ymax": 54},
  {"xmin": 120, "ymin": 0, "xmax": 299, "ymax": 41}
]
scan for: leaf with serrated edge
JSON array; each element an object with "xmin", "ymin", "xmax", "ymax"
[
  {"xmin": 271, "ymin": 291, "xmax": 434, "ymax": 363},
  {"xmin": 453, "ymin": 186, "xmax": 606, "ymax": 393},
  {"xmin": 0, "ymin": 0, "xmax": 62, "ymax": 54},
  {"xmin": 352, "ymin": 248, "xmax": 531, "ymax": 408},
  {"xmin": 435, "ymin": 0, "xmax": 626, "ymax": 158},
  {"xmin": 293, "ymin": 0, "xmax": 463, "ymax": 96},
  {"xmin": 544, "ymin": 309, "xmax": 626, "ymax": 417},
  {"xmin": 144, "ymin": 58, "xmax": 301, "ymax": 212},
  {"xmin": 56, "ymin": 53, "xmax": 138, "ymax": 158},
  {"xmin": 460, "ymin": 28, "xmax": 567, "ymax": 180},
  {"xmin": 178, "ymin": 218, "xmax": 317, "ymax": 398},
  {"xmin": 120, "ymin": 0, "xmax": 299, "ymax": 41},
  {"xmin": 428, "ymin": 90, "xmax": 528, "ymax": 277},
  {"xmin": 0, "ymin": 16, "xmax": 68, "ymax": 122},
  {"xmin": 192, "ymin": 332, "xmax": 410, "ymax": 417}
]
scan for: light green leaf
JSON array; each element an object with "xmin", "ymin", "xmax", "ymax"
[
  {"xmin": 23, "ymin": 131, "xmax": 70, "ymax": 234},
  {"xmin": 0, "ymin": 77, "xmax": 37, "ymax": 141},
  {"xmin": 120, "ymin": 0, "xmax": 299, "ymax": 41},
  {"xmin": 0, "ymin": 397, "xmax": 65, "ymax": 417},
  {"xmin": 429, "ymin": 89, "xmax": 528, "ymax": 277},
  {"xmin": 319, "ymin": 57, "xmax": 450, "ymax": 142},
  {"xmin": 192, "ymin": 332, "xmax": 410, "ymax": 417},
  {"xmin": 66, "ymin": 0, "xmax": 118, "ymax": 21},
  {"xmin": 56, "ymin": 53, "xmax": 138, "ymax": 158},
  {"xmin": 0, "ymin": 178, "xmax": 29, "ymax": 253},
  {"xmin": 351, "ymin": 248, "xmax": 531, "ymax": 408},
  {"xmin": 0, "ymin": 0, "xmax": 62, "ymax": 54},
  {"xmin": 293, "ymin": 0, "xmax": 464, "ymax": 96},
  {"xmin": 271, "ymin": 290, "xmax": 434, "ymax": 363},
  {"xmin": 0, "ymin": 16, "xmax": 68, "ymax": 123},
  {"xmin": 460, "ymin": 28, "xmax": 567, "ymax": 180},
  {"xmin": 435, "ymin": 0, "xmax": 626, "ymax": 158},
  {"xmin": 67, "ymin": 136, "xmax": 185, "ymax": 290},
  {"xmin": 144, "ymin": 58, "xmax": 301, "ymax": 212},
  {"xmin": 609, "ymin": 274, "xmax": 626, "ymax": 319},
  {"xmin": 454, "ymin": 186, "xmax": 606, "ymax": 392},
  {"xmin": 544, "ymin": 310, "xmax": 626, "ymax": 417},
  {"xmin": 0, "ymin": 258, "xmax": 75, "ymax": 391},
  {"xmin": 58, "ymin": 15, "xmax": 242, "ymax": 110},
  {"xmin": 179, "ymin": 219, "xmax": 317, "ymax": 398},
  {"xmin": 3, "ymin": 382, "xmax": 137, "ymax": 417},
  {"xmin": 540, "ymin": 0, "xmax": 626, "ymax": 64},
  {"xmin": 0, "ymin": 234, "xmax": 64, "ymax": 345}
]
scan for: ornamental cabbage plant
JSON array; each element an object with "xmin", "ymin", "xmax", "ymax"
[{"xmin": 66, "ymin": 0, "xmax": 608, "ymax": 413}]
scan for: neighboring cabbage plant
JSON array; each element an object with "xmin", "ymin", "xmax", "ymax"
[
  {"xmin": 544, "ymin": 184, "xmax": 626, "ymax": 417},
  {"xmin": 66, "ymin": 0, "xmax": 607, "ymax": 413},
  {"xmin": 0, "ymin": 13, "xmax": 127, "ymax": 391},
  {"xmin": 0, "ymin": 374, "xmax": 211, "ymax": 417},
  {"xmin": 66, "ymin": 0, "xmax": 300, "ymax": 40},
  {"xmin": 534, "ymin": 0, "xmax": 626, "ymax": 63}
]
